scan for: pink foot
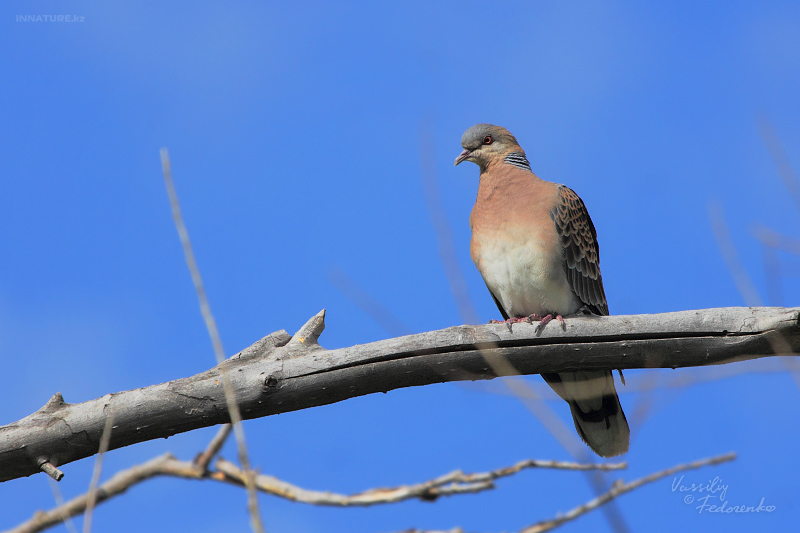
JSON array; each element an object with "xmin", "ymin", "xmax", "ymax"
[
  {"xmin": 489, "ymin": 315, "xmax": 537, "ymax": 332},
  {"xmin": 490, "ymin": 313, "xmax": 566, "ymax": 333},
  {"xmin": 489, "ymin": 316, "xmax": 532, "ymax": 325},
  {"xmin": 535, "ymin": 313, "xmax": 566, "ymax": 333}
]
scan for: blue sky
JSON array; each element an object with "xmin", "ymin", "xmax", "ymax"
[{"xmin": 2, "ymin": 1, "xmax": 800, "ymax": 531}]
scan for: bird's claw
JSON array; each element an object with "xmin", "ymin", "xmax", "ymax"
[
  {"xmin": 489, "ymin": 313, "xmax": 566, "ymax": 333},
  {"xmin": 534, "ymin": 313, "xmax": 566, "ymax": 334}
]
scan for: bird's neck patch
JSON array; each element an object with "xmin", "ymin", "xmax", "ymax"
[{"xmin": 503, "ymin": 151, "xmax": 531, "ymax": 172}]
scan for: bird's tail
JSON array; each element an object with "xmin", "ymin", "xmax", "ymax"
[{"xmin": 541, "ymin": 371, "xmax": 629, "ymax": 458}]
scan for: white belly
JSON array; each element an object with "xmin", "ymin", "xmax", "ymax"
[{"xmin": 476, "ymin": 237, "xmax": 581, "ymax": 318}]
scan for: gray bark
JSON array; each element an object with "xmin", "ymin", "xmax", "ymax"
[{"xmin": 1, "ymin": 306, "xmax": 797, "ymax": 483}]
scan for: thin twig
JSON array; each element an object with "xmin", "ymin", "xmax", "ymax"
[
  {"xmin": 520, "ymin": 452, "xmax": 736, "ymax": 533},
  {"xmin": 7, "ymin": 454, "xmax": 618, "ymax": 533},
  {"xmin": 397, "ymin": 452, "xmax": 736, "ymax": 533},
  {"xmin": 753, "ymin": 223, "xmax": 800, "ymax": 256},
  {"xmin": 710, "ymin": 200, "xmax": 800, "ymax": 388},
  {"xmin": 194, "ymin": 424, "xmax": 233, "ymax": 471},
  {"xmin": 708, "ymin": 201, "xmax": 763, "ymax": 306},
  {"xmin": 327, "ymin": 267, "xmax": 414, "ymax": 337},
  {"xmin": 214, "ymin": 456, "xmax": 625, "ymax": 506},
  {"xmin": 755, "ymin": 120, "xmax": 800, "ymax": 385},
  {"xmin": 82, "ymin": 408, "xmax": 114, "ymax": 533},
  {"xmin": 160, "ymin": 149, "xmax": 264, "ymax": 533},
  {"xmin": 760, "ymin": 242, "xmax": 784, "ymax": 306},
  {"xmin": 626, "ymin": 369, "xmax": 661, "ymax": 445},
  {"xmin": 418, "ymin": 121, "xmax": 481, "ymax": 326},
  {"xmin": 47, "ymin": 478, "xmax": 78, "ymax": 533},
  {"xmin": 758, "ymin": 116, "xmax": 800, "ymax": 213}
]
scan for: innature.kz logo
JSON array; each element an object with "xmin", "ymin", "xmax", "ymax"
[{"xmin": 16, "ymin": 15, "xmax": 85, "ymax": 23}]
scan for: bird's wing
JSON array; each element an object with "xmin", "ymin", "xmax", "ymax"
[{"xmin": 551, "ymin": 185, "xmax": 608, "ymax": 315}]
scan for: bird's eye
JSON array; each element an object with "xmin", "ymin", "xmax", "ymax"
[{"xmin": 482, "ymin": 135, "xmax": 493, "ymax": 145}]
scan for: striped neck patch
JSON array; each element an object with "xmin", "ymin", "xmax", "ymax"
[{"xmin": 504, "ymin": 151, "xmax": 531, "ymax": 171}]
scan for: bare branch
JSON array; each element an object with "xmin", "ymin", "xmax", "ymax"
[
  {"xmin": 1, "ymin": 306, "xmax": 797, "ymax": 482},
  {"xmin": 8, "ymin": 453, "xmax": 620, "ymax": 533},
  {"xmin": 398, "ymin": 453, "xmax": 736, "ymax": 533},
  {"xmin": 214, "ymin": 457, "xmax": 625, "ymax": 507},
  {"xmin": 194, "ymin": 423, "xmax": 233, "ymax": 472},
  {"xmin": 520, "ymin": 452, "xmax": 736, "ymax": 533}
]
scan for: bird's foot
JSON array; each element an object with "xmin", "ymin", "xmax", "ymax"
[
  {"xmin": 534, "ymin": 313, "xmax": 566, "ymax": 333},
  {"xmin": 489, "ymin": 315, "xmax": 536, "ymax": 333},
  {"xmin": 488, "ymin": 316, "xmax": 532, "ymax": 324}
]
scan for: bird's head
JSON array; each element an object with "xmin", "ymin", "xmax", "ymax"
[{"xmin": 454, "ymin": 124, "xmax": 522, "ymax": 169}]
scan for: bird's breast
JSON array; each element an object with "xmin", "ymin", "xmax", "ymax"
[
  {"xmin": 468, "ymin": 166, "xmax": 581, "ymax": 318},
  {"xmin": 471, "ymin": 225, "xmax": 581, "ymax": 319}
]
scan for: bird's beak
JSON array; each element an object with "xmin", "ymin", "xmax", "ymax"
[{"xmin": 454, "ymin": 149, "xmax": 472, "ymax": 166}]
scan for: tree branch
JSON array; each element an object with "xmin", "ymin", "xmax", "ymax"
[
  {"xmin": 521, "ymin": 452, "xmax": 736, "ymax": 533},
  {"xmin": 214, "ymin": 456, "xmax": 625, "ymax": 506},
  {"xmin": 397, "ymin": 452, "xmax": 736, "ymax": 533},
  {"xmin": 1, "ymin": 306, "xmax": 796, "ymax": 482},
  {"xmin": 6, "ymin": 454, "xmax": 624, "ymax": 533}
]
